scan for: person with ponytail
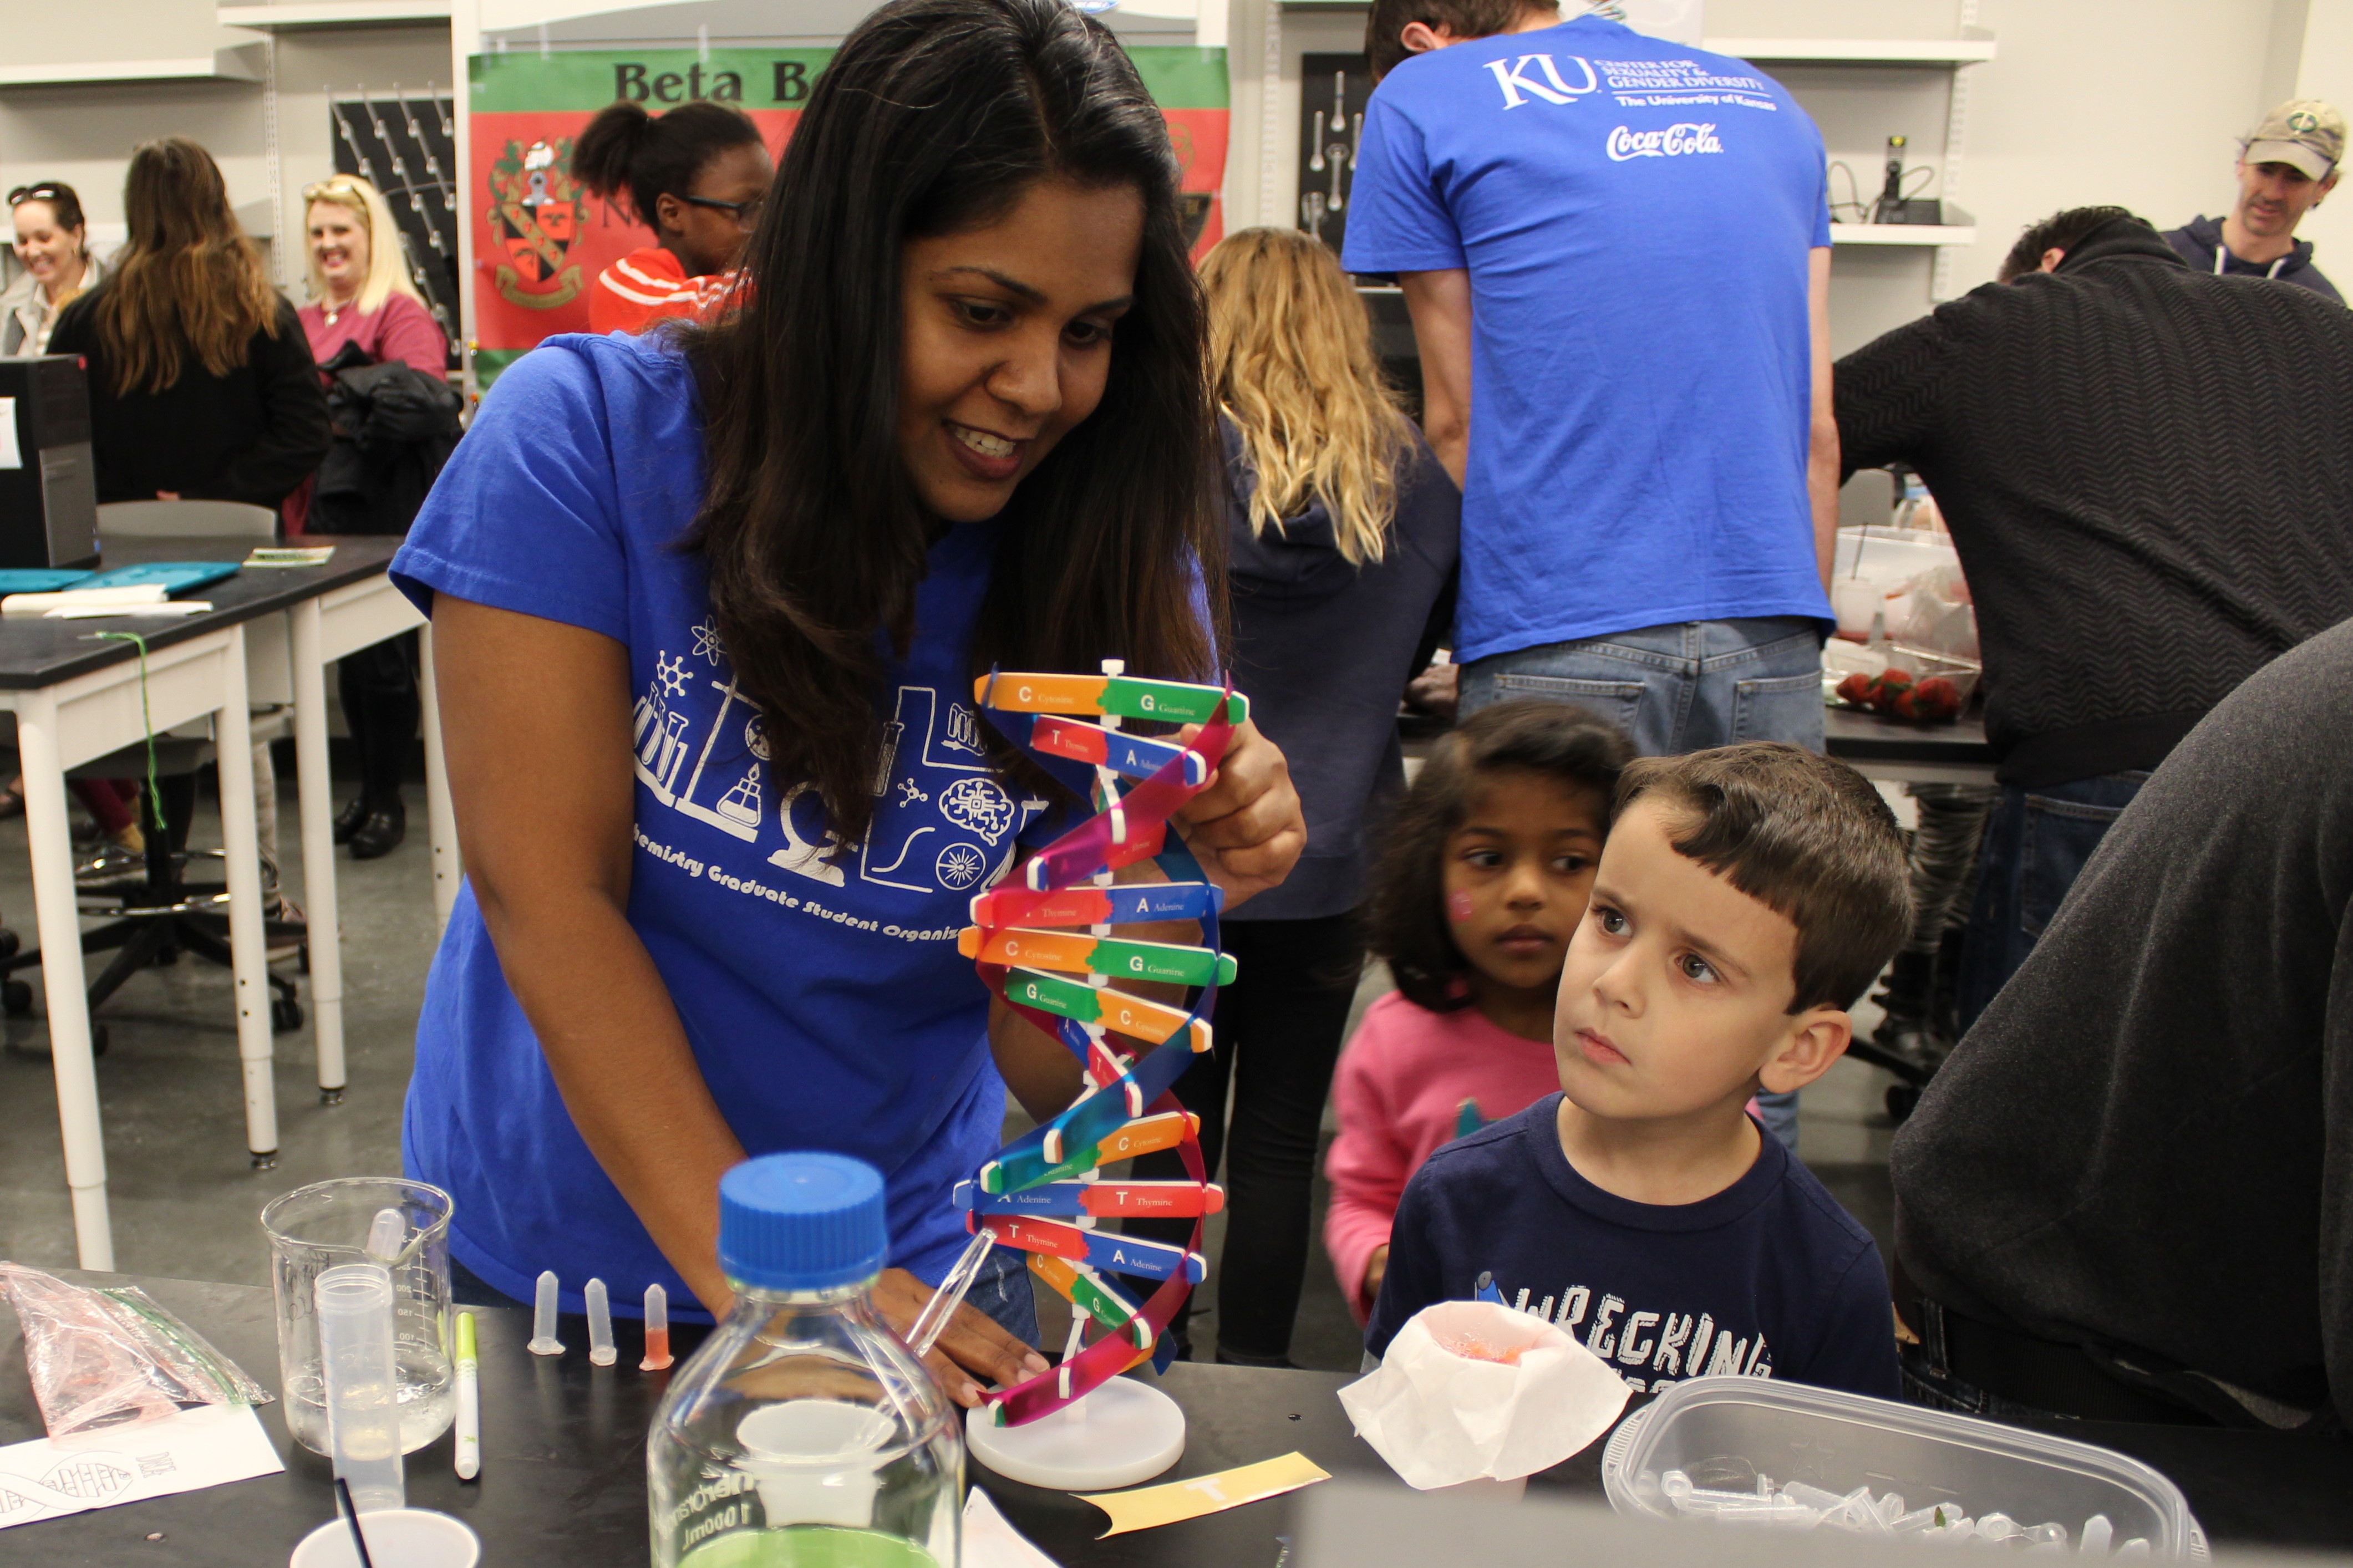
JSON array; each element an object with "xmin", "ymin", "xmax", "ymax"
[
  {"xmin": 49, "ymin": 138, "xmax": 328, "ymax": 508},
  {"xmin": 573, "ymin": 100, "xmax": 772, "ymax": 335},
  {"xmin": 392, "ymin": 0, "xmax": 1303, "ymax": 1401}
]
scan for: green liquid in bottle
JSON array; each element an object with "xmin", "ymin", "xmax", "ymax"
[{"xmin": 679, "ymin": 1525, "xmax": 941, "ymax": 1568}]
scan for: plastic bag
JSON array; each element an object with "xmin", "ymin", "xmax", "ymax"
[
  {"xmin": 1884, "ymin": 562, "xmax": 1980, "ymax": 664},
  {"xmin": 0, "ymin": 1262, "xmax": 272, "ymax": 1437}
]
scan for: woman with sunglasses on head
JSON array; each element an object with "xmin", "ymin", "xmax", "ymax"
[
  {"xmin": 298, "ymin": 174, "xmax": 445, "ymax": 389},
  {"xmin": 574, "ymin": 100, "xmax": 773, "ymax": 336},
  {"xmin": 3, "ymin": 182, "xmax": 100, "ymax": 357},
  {"xmin": 393, "ymin": 0, "xmax": 1304, "ymax": 1401},
  {"xmin": 0, "ymin": 183, "xmax": 128, "ymax": 836},
  {"xmin": 293, "ymin": 174, "xmax": 453, "ymax": 860}
]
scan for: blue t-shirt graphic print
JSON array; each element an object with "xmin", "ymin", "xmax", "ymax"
[
  {"xmin": 393, "ymin": 333, "xmax": 1063, "ymax": 1319},
  {"xmin": 1343, "ymin": 16, "xmax": 1837, "ymax": 664}
]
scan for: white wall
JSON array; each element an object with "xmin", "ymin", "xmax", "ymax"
[
  {"xmin": 2289, "ymin": 0, "xmax": 2353, "ymax": 267},
  {"xmin": 0, "ymin": 0, "xmax": 456, "ymax": 298},
  {"xmin": 3, "ymin": 0, "xmax": 2341, "ymax": 348}
]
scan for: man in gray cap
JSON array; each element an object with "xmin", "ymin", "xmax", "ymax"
[{"xmin": 2166, "ymin": 99, "xmax": 2344, "ymax": 302}]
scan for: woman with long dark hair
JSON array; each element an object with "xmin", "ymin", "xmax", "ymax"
[
  {"xmin": 50, "ymin": 138, "xmax": 327, "ymax": 507},
  {"xmin": 394, "ymin": 0, "xmax": 1302, "ymax": 1402}
]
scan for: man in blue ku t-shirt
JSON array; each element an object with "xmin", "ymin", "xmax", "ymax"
[{"xmin": 1347, "ymin": 0, "xmax": 1838, "ymax": 1146}]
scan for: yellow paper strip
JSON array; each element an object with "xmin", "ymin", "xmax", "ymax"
[{"xmin": 1078, "ymin": 1451, "xmax": 1332, "ymax": 1538}]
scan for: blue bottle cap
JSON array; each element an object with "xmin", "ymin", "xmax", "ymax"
[{"xmin": 718, "ymin": 1153, "xmax": 890, "ymax": 1292}]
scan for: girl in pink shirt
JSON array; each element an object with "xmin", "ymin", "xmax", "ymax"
[{"xmin": 1326, "ymin": 700, "xmax": 1631, "ymax": 1323}]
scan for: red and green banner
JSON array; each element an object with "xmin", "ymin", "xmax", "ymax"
[{"xmin": 469, "ymin": 43, "xmax": 1228, "ymax": 386}]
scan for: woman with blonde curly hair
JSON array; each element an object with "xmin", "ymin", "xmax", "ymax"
[{"xmin": 1129, "ymin": 226, "xmax": 1459, "ymax": 1366}]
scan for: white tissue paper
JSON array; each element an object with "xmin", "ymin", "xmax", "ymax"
[{"xmin": 1338, "ymin": 1300, "xmax": 1632, "ymax": 1490}]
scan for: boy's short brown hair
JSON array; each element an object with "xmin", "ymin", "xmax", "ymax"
[
  {"xmin": 1617, "ymin": 743, "xmax": 1912, "ymax": 1013},
  {"xmin": 1365, "ymin": 0, "xmax": 1559, "ymax": 79}
]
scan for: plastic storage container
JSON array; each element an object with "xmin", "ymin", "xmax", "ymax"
[
  {"xmin": 1602, "ymin": 1378, "xmax": 2205, "ymax": 1557},
  {"xmin": 1834, "ymin": 526, "xmax": 1959, "ymax": 587},
  {"xmin": 647, "ymin": 1153, "xmax": 963, "ymax": 1568},
  {"xmin": 1825, "ymin": 644, "xmax": 1981, "ymax": 723}
]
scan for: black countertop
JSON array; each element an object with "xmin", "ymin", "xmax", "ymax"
[
  {"xmin": 0, "ymin": 537, "xmax": 403, "ymax": 690},
  {"xmin": 1823, "ymin": 705, "xmax": 1994, "ymax": 769},
  {"xmin": 3, "ymin": 1272, "xmax": 2350, "ymax": 1565}
]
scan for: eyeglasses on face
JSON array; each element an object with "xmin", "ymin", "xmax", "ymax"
[{"xmin": 677, "ymin": 194, "xmax": 764, "ymax": 225}]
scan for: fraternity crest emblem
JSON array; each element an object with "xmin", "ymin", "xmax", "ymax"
[{"xmin": 487, "ymin": 138, "xmax": 586, "ymax": 309}]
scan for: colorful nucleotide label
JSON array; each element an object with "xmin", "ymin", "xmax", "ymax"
[
  {"xmin": 970, "ymin": 880, "xmax": 1221, "ymax": 930},
  {"xmin": 959, "ymin": 927, "xmax": 1235, "ymax": 987}
]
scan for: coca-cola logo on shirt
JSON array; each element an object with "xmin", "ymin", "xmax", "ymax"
[{"xmin": 1605, "ymin": 123, "xmax": 1725, "ymax": 161}]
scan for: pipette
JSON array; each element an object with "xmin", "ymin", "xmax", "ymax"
[
  {"xmin": 905, "ymin": 1229, "xmax": 997, "ymax": 1360},
  {"xmin": 640, "ymin": 1284, "xmax": 673, "ymax": 1371},
  {"xmin": 527, "ymin": 1270, "xmax": 565, "ymax": 1356},
  {"xmin": 586, "ymin": 1279, "xmax": 616, "ymax": 1367}
]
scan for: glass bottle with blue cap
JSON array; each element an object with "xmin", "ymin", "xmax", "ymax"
[{"xmin": 649, "ymin": 1152, "xmax": 963, "ymax": 1567}]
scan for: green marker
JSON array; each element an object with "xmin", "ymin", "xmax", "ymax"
[{"xmin": 454, "ymin": 1310, "xmax": 480, "ymax": 1480}]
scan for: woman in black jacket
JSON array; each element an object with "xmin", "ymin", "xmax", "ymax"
[{"xmin": 50, "ymin": 138, "xmax": 327, "ymax": 507}]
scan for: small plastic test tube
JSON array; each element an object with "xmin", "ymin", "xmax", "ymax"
[
  {"xmin": 640, "ymin": 1283, "xmax": 673, "ymax": 1371},
  {"xmin": 586, "ymin": 1279, "xmax": 616, "ymax": 1366},
  {"xmin": 364, "ymin": 1206, "xmax": 405, "ymax": 1261},
  {"xmin": 527, "ymin": 1270, "xmax": 565, "ymax": 1356}
]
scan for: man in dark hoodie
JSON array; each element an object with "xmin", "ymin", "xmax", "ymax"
[
  {"xmin": 1836, "ymin": 206, "xmax": 2353, "ymax": 1028},
  {"xmin": 2165, "ymin": 99, "xmax": 2343, "ymax": 303}
]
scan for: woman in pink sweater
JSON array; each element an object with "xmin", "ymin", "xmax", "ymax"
[{"xmin": 1326, "ymin": 700, "xmax": 1630, "ymax": 1323}]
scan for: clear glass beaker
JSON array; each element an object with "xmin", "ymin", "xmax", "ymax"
[{"xmin": 262, "ymin": 1177, "xmax": 456, "ymax": 1456}]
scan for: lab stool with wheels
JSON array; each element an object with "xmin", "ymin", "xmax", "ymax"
[{"xmin": 0, "ymin": 734, "xmax": 307, "ymax": 1116}]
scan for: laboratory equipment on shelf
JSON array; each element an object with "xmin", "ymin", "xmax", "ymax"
[{"xmin": 648, "ymin": 1152, "xmax": 963, "ymax": 1568}]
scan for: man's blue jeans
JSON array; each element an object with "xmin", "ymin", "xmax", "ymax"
[
  {"xmin": 1956, "ymin": 771, "xmax": 2149, "ymax": 1034},
  {"xmin": 1461, "ymin": 618, "xmax": 1825, "ymax": 1148},
  {"xmin": 1459, "ymin": 618, "xmax": 1826, "ymax": 758}
]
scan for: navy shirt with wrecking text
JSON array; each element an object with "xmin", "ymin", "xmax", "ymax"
[{"xmin": 1368, "ymin": 1094, "xmax": 1899, "ymax": 1398}]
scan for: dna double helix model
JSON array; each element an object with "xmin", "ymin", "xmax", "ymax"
[{"xmin": 951, "ymin": 665, "xmax": 1241, "ymax": 1427}]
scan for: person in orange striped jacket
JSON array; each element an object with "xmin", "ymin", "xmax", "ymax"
[{"xmin": 576, "ymin": 100, "xmax": 773, "ymax": 337}]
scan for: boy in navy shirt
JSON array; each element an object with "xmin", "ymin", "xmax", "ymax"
[{"xmin": 1368, "ymin": 744, "xmax": 1910, "ymax": 1397}]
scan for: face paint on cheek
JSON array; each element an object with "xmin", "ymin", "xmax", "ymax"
[{"xmin": 1447, "ymin": 891, "xmax": 1475, "ymax": 924}]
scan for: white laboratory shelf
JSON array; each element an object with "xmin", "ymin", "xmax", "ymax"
[
  {"xmin": 1707, "ymin": 34, "xmax": 1996, "ymax": 65},
  {"xmin": 0, "ymin": 47, "xmax": 266, "ymax": 87},
  {"xmin": 1831, "ymin": 223, "xmax": 1978, "ymax": 247},
  {"xmin": 219, "ymin": 0, "xmax": 452, "ymax": 28}
]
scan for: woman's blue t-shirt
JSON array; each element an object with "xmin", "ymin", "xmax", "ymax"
[{"xmin": 392, "ymin": 333, "xmax": 1065, "ymax": 1316}]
